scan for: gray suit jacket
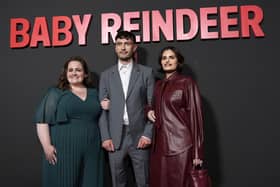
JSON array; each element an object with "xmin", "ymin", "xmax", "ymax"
[{"xmin": 98, "ymin": 63, "xmax": 154, "ymax": 150}]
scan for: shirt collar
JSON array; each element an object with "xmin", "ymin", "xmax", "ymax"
[{"xmin": 118, "ymin": 60, "xmax": 133, "ymax": 71}]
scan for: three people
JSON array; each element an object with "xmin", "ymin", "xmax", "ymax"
[
  {"xmin": 98, "ymin": 30, "xmax": 154, "ymax": 187},
  {"xmin": 35, "ymin": 31, "xmax": 205, "ymax": 187},
  {"xmin": 35, "ymin": 56, "xmax": 103, "ymax": 187},
  {"xmin": 147, "ymin": 46, "xmax": 204, "ymax": 187}
]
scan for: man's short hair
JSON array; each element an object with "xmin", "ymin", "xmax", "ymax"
[{"xmin": 115, "ymin": 30, "xmax": 136, "ymax": 43}]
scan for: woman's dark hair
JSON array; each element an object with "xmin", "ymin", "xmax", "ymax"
[
  {"xmin": 57, "ymin": 56, "xmax": 93, "ymax": 90},
  {"xmin": 158, "ymin": 46, "xmax": 185, "ymax": 73}
]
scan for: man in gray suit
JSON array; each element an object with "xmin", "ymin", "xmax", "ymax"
[{"xmin": 99, "ymin": 30, "xmax": 154, "ymax": 187}]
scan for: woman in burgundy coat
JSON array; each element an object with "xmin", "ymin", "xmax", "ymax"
[{"xmin": 147, "ymin": 46, "xmax": 204, "ymax": 187}]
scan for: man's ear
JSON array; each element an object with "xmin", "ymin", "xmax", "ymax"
[{"xmin": 133, "ymin": 45, "xmax": 138, "ymax": 52}]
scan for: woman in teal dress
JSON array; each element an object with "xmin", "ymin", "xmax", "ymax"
[{"xmin": 35, "ymin": 56, "xmax": 103, "ymax": 187}]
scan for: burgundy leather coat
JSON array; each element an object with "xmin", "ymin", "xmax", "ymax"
[{"xmin": 149, "ymin": 72, "xmax": 204, "ymax": 158}]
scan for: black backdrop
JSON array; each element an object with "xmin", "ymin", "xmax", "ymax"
[{"xmin": 1, "ymin": 0, "xmax": 279, "ymax": 186}]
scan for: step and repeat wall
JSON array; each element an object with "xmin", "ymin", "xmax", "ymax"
[{"xmin": 1, "ymin": 1, "xmax": 278, "ymax": 186}]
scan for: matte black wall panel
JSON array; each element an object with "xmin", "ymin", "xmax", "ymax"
[{"xmin": 0, "ymin": 1, "xmax": 279, "ymax": 187}]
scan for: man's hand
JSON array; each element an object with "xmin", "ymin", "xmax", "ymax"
[
  {"xmin": 102, "ymin": 139, "xmax": 115, "ymax": 152},
  {"xmin": 137, "ymin": 136, "xmax": 151, "ymax": 149}
]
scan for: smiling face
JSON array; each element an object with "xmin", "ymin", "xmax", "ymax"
[
  {"xmin": 115, "ymin": 38, "xmax": 137, "ymax": 62},
  {"xmin": 66, "ymin": 60, "xmax": 87, "ymax": 86},
  {"xmin": 161, "ymin": 49, "xmax": 178, "ymax": 73}
]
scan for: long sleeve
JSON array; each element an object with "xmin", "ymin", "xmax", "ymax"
[
  {"xmin": 145, "ymin": 79, "xmax": 159, "ymax": 116},
  {"xmin": 188, "ymin": 79, "xmax": 204, "ymax": 159},
  {"xmin": 98, "ymin": 71, "xmax": 111, "ymax": 141},
  {"xmin": 142, "ymin": 68, "xmax": 155, "ymax": 139}
]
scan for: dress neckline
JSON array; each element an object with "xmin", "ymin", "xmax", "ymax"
[{"xmin": 69, "ymin": 88, "xmax": 88, "ymax": 102}]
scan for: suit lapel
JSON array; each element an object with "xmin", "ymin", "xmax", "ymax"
[
  {"xmin": 127, "ymin": 63, "xmax": 140, "ymax": 99},
  {"xmin": 111, "ymin": 65, "xmax": 125, "ymax": 100}
]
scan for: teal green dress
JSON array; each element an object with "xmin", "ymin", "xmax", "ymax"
[{"xmin": 35, "ymin": 87, "xmax": 104, "ymax": 187}]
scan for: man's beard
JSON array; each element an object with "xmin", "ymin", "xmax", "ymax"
[{"xmin": 119, "ymin": 56, "xmax": 133, "ymax": 61}]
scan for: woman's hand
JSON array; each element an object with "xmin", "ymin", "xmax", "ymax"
[
  {"xmin": 101, "ymin": 98, "xmax": 110, "ymax": 110},
  {"xmin": 36, "ymin": 124, "xmax": 57, "ymax": 165},
  {"xmin": 193, "ymin": 158, "xmax": 203, "ymax": 166},
  {"xmin": 147, "ymin": 110, "xmax": 156, "ymax": 122},
  {"xmin": 43, "ymin": 144, "xmax": 57, "ymax": 165}
]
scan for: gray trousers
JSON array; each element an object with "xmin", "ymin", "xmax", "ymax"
[{"xmin": 109, "ymin": 126, "xmax": 149, "ymax": 187}]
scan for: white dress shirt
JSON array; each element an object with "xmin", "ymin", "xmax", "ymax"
[{"xmin": 118, "ymin": 60, "xmax": 133, "ymax": 125}]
